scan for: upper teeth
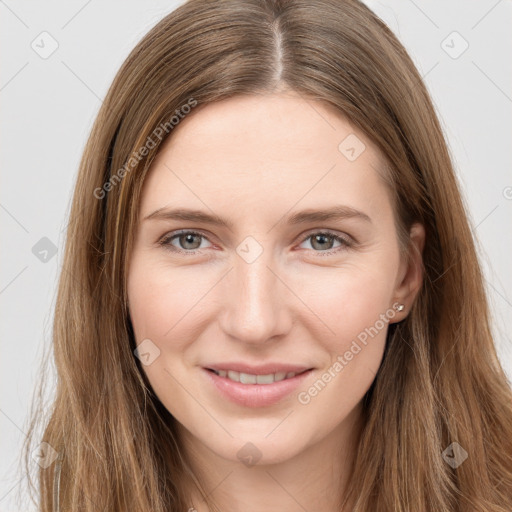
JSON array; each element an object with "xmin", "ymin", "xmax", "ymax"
[{"xmin": 213, "ymin": 369, "xmax": 298, "ymax": 384}]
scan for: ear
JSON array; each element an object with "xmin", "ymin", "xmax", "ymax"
[{"xmin": 391, "ymin": 222, "xmax": 425, "ymax": 322}]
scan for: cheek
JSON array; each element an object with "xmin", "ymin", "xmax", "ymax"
[
  {"xmin": 295, "ymin": 260, "xmax": 399, "ymax": 413},
  {"xmin": 295, "ymin": 271, "xmax": 393, "ymax": 417},
  {"xmin": 127, "ymin": 256, "xmax": 204, "ymax": 345},
  {"xmin": 127, "ymin": 255, "xmax": 219, "ymax": 403},
  {"xmin": 127, "ymin": 258, "xmax": 200, "ymax": 408},
  {"xmin": 296, "ymin": 260, "xmax": 398, "ymax": 352}
]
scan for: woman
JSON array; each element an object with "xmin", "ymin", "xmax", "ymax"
[{"xmin": 23, "ymin": 0, "xmax": 512, "ymax": 510}]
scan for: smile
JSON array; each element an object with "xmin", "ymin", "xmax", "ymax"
[
  {"xmin": 203, "ymin": 367, "xmax": 314, "ymax": 407},
  {"xmin": 208, "ymin": 369, "xmax": 306, "ymax": 385}
]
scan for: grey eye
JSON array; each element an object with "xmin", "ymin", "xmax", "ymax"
[{"xmin": 299, "ymin": 232, "xmax": 348, "ymax": 252}]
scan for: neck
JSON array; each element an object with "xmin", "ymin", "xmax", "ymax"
[{"xmin": 177, "ymin": 402, "xmax": 364, "ymax": 512}]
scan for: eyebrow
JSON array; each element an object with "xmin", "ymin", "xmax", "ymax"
[{"xmin": 143, "ymin": 205, "xmax": 371, "ymax": 229}]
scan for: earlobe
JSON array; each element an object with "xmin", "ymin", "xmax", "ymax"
[{"xmin": 391, "ymin": 222, "xmax": 425, "ymax": 319}]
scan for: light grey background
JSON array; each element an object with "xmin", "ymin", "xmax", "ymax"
[{"xmin": 1, "ymin": 1, "xmax": 511, "ymax": 510}]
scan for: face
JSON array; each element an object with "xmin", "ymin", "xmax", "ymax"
[{"xmin": 127, "ymin": 91, "xmax": 423, "ymax": 466}]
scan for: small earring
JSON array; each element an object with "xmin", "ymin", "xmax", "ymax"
[{"xmin": 394, "ymin": 303, "xmax": 405, "ymax": 312}]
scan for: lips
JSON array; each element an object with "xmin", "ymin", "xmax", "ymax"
[
  {"xmin": 209, "ymin": 368, "xmax": 303, "ymax": 385},
  {"xmin": 202, "ymin": 362, "xmax": 314, "ymax": 407}
]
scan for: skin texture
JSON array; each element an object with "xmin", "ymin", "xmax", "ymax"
[{"xmin": 127, "ymin": 91, "xmax": 425, "ymax": 511}]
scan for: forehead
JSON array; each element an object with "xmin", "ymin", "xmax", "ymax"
[{"xmin": 139, "ymin": 92, "xmax": 392, "ymax": 223}]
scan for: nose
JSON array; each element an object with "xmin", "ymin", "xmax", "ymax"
[{"xmin": 218, "ymin": 246, "xmax": 292, "ymax": 346}]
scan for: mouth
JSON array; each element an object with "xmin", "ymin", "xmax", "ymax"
[
  {"xmin": 202, "ymin": 366, "xmax": 314, "ymax": 407},
  {"xmin": 205, "ymin": 367, "xmax": 310, "ymax": 385}
]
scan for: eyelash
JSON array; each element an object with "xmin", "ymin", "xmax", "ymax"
[{"xmin": 157, "ymin": 229, "xmax": 354, "ymax": 256}]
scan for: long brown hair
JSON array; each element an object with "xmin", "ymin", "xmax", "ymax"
[{"xmin": 21, "ymin": 0, "xmax": 512, "ymax": 510}]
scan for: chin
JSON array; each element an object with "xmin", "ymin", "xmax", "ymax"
[{"xmin": 192, "ymin": 425, "xmax": 312, "ymax": 468}]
